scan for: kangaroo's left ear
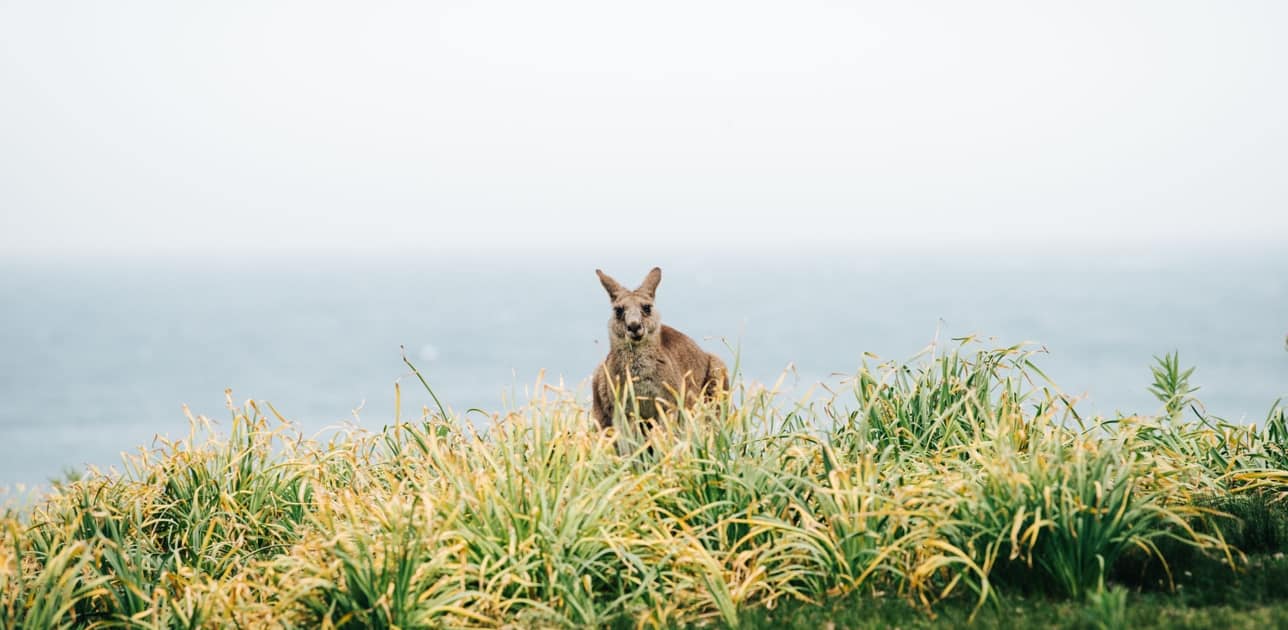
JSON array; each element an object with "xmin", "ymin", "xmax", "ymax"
[
  {"xmin": 637, "ymin": 267, "xmax": 662, "ymax": 298},
  {"xmin": 596, "ymin": 269, "xmax": 626, "ymax": 301}
]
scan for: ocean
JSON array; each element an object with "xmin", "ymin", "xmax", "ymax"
[{"xmin": 2, "ymin": 252, "xmax": 1285, "ymax": 487}]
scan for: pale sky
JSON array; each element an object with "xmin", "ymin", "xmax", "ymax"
[{"xmin": 1, "ymin": 1, "xmax": 1285, "ymax": 258}]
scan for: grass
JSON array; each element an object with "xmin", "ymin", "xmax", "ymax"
[
  {"xmin": 739, "ymin": 544, "xmax": 1288, "ymax": 629},
  {"xmin": 739, "ymin": 566, "xmax": 1288, "ymax": 630},
  {"xmin": 1, "ymin": 338, "xmax": 1286, "ymax": 628}
]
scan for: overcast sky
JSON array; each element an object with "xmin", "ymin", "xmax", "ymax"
[{"xmin": 1, "ymin": 1, "xmax": 1285, "ymax": 258}]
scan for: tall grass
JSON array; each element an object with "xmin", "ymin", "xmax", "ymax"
[{"xmin": 1, "ymin": 340, "xmax": 1284, "ymax": 627}]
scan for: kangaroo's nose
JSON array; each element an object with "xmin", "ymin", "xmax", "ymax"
[{"xmin": 627, "ymin": 322, "xmax": 642, "ymax": 333}]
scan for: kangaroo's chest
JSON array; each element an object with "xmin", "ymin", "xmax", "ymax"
[
  {"xmin": 614, "ymin": 352, "xmax": 664, "ymax": 390},
  {"xmin": 609, "ymin": 351, "xmax": 677, "ymax": 417}
]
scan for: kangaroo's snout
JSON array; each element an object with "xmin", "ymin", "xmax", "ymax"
[{"xmin": 626, "ymin": 322, "xmax": 642, "ymax": 333}]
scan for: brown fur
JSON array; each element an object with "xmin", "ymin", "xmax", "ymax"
[{"xmin": 591, "ymin": 267, "xmax": 729, "ymax": 429}]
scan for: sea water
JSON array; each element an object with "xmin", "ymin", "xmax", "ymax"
[{"xmin": 1, "ymin": 252, "xmax": 1285, "ymax": 486}]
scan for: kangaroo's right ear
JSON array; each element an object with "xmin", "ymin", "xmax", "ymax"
[
  {"xmin": 637, "ymin": 267, "xmax": 662, "ymax": 298},
  {"xmin": 596, "ymin": 269, "xmax": 626, "ymax": 300}
]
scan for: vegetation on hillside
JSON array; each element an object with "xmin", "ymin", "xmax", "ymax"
[{"xmin": 1, "ymin": 340, "xmax": 1285, "ymax": 628}]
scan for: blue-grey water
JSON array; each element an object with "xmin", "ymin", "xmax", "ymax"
[{"xmin": 2, "ymin": 252, "xmax": 1286, "ymax": 487}]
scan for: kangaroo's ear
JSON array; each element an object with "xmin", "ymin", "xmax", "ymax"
[
  {"xmin": 596, "ymin": 269, "xmax": 626, "ymax": 300},
  {"xmin": 637, "ymin": 267, "xmax": 662, "ymax": 298}
]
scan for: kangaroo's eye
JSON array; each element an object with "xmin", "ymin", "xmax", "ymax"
[
  {"xmin": 642, "ymin": 304, "xmax": 652, "ymax": 316},
  {"xmin": 614, "ymin": 306, "xmax": 625, "ymax": 320}
]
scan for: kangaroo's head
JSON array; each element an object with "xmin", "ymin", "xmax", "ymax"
[{"xmin": 596, "ymin": 267, "xmax": 662, "ymax": 345}]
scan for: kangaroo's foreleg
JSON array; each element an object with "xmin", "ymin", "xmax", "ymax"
[{"xmin": 592, "ymin": 368, "xmax": 614, "ymax": 429}]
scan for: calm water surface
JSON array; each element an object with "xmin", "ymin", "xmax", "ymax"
[{"xmin": 1, "ymin": 253, "xmax": 1285, "ymax": 486}]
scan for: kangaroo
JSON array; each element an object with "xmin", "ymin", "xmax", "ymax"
[{"xmin": 591, "ymin": 267, "xmax": 729, "ymax": 430}]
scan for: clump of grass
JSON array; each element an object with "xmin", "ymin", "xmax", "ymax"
[
  {"xmin": 1, "ymin": 340, "xmax": 1284, "ymax": 627},
  {"xmin": 1081, "ymin": 584, "xmax": 1129, "ymax": 630},
  {"xmin": 1149, "ymin": 351, "xmax": 1200, "ymax": 420},
  {"xmin": 941, "ymin": 430, "xmax": 1227, "ymax": 600}
]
